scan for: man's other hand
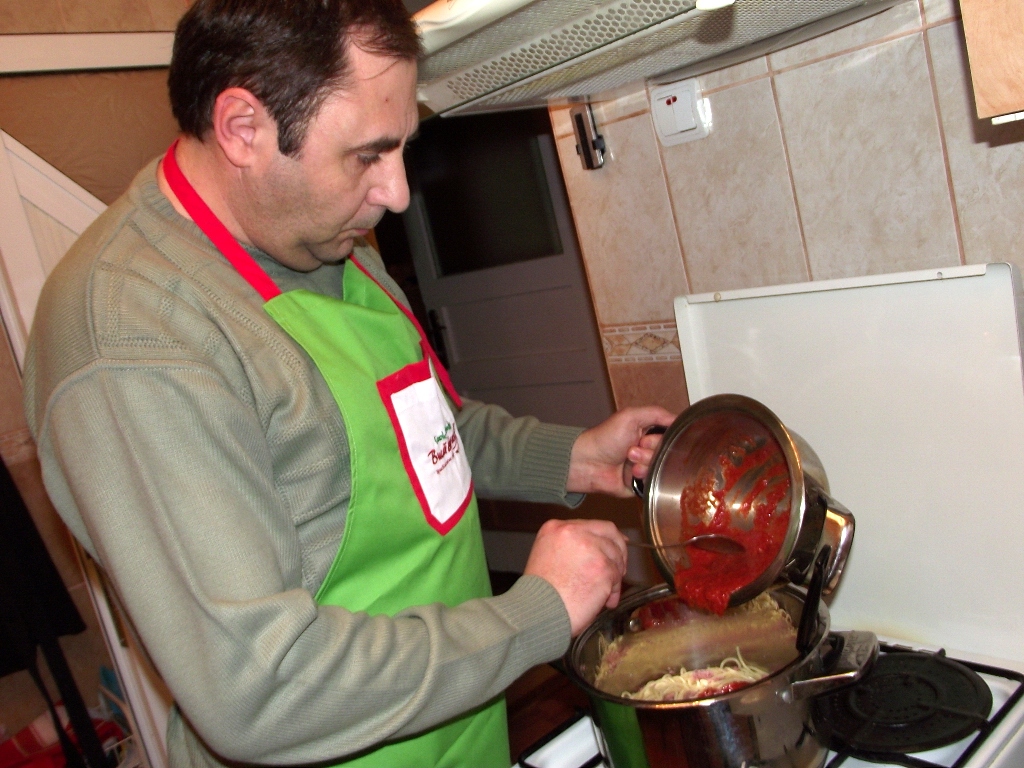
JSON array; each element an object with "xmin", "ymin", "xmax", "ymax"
[
  {"xmin": 524, "ymin": 519, "xmax": 628, "ymax": 636},
  {"xmin": 566, "ymin": 406, "xmax": 676, "ymax": 498}
]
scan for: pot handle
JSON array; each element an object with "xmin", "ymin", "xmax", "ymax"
[
  {"xmin": 783, "ymin": 630, "xmax": 878, "ymax": 702},
  {"xmin": 819, "ymin": 496, "xmax": 856, "ymax": 595},
  {"xmin": 631, "ymin": 425, "xmax": 668, "ymax": 497}
]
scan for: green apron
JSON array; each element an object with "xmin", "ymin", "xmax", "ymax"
[{"xmin": 162, "ymin": 143, "xmax": 509, "ymax": 768}]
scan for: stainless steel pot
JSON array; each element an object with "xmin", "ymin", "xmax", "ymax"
[
  {"xmin": 565, "ymin": 583, "xmax": 878, "ymax": 768},
  {"xmin": 639, "ymin": 394, "xmax": 856, "ymax": 605}
]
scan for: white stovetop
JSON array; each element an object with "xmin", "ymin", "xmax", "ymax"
[
  {"xmin": 513, "ymin": 636, "xmax": 1024, "ymax": 768},
  {"xmin": 826, "ymin": 636, "xmax": 1024, "ymax": 768}
]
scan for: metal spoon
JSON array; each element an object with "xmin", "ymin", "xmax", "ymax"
[{"xmin": 628, "ymin": 533, "xmax": 746, "ymax": 555}]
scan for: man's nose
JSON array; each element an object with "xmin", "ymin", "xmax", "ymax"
[{"xmin": 367, "ymin": 155, "xmax": 411, "ymax": 213}]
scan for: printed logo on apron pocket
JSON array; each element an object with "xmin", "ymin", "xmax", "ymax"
[{"xmin": 378, "ymin": 359, "xmax": 473, "ymax": 534}]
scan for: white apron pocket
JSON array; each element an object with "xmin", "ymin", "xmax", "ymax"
[{"xmin": 378, "ymin": 360, "xmax": 473, "ymax": 534}]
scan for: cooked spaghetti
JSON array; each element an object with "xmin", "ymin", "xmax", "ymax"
[
  {"xmin": 621, "ymin": 648, "xmax": 769, "ymax": 701},
  {"xmin": 593, "ymin": 593, "xmax": 798, "ymax": 701}
]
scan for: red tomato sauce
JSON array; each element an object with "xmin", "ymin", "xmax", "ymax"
[
  {"xmin": 634, "ymin": 595, "xmax": 693, "ymax": 630},
  {"xmin": 674, "ymin": 438, "xmax": 791, "ymax": 614},
  {"xmin": 701, "ymin": 680, "xmax": 749, "ymax": 697}
]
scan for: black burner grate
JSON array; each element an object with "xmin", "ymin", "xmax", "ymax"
[
  {"xmin": 820, "ymin": 644, "xmax": 1024, "ymax": 768},
  {"xmin": 828, "ymin": 651, "xmax": 992, "ymax": 752}
]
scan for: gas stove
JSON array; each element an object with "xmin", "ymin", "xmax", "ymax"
[
  {"xmin": 513, "ymin": 639, "xmax": 1024, "ymax": 768},
  {"xmin": 515, "ymin": 266, "xmax": 1024, "ymax": 768},
  {"xmin": 821, "ymin": 642, "xmax": 1024, "ymax": 768}
]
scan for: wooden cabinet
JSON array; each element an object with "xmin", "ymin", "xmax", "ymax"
[{"xmin": 960, "ymin": 0, "xmax": 1024, "ymax": 120}]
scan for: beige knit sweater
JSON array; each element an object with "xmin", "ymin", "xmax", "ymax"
[{"xmin": 23, "ymin": 160, "xmax": 582, "ymax": 768}]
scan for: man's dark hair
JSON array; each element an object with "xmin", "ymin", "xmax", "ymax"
[{"xmin": 168, "ymin": 0, "xmax": 421, "ymax": 156}]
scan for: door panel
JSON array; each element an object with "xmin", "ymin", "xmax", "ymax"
[{"xmin": 403, "ymin": 113, "xmax": 614, "ymax": 428}]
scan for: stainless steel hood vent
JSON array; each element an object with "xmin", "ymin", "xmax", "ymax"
[{"xmin": 416, "ymin": 0, "xmax": 896, "ymax": 115}]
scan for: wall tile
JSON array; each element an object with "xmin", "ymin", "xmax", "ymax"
[
  {"xmin": 699, "ymin": 56, "xmax": 769, "ymax": 93},
  {"xmin": 929, "ymin": 23, "xmax": 1024, "ymax": 272},
  {"xmin": 923, "ymin": 0, "xmax": 960, "ymax": 25},
  {"xmin": 58, "ymin": 0, "xmax": 154, "ymax": 32},
  {"xmin": 146, "ymin": 0, "xmax": 187, "ymax": 30},
  {"xmin": 592, "ymin": 88, "xmax": 650, "ymax": 126},
  {"xmin": 607, "ymin": 361, "xmax": 689, "ymax": 413},
  {"xmin": 0, "ymin": 70, "xmax": 179, "ymax": 205},
  {"xmin": 549, "ymin": 87, "xmax": 650, "ymax": 140},
  {"xmin": 0, "ymin": 0, "xmax": 66, "ymax": 33},
  {"xmin": 662, "ymin": 78, "xmax": 808, "ymax": 293},
  {"xmin": 555, "ymin": 113, "xmax": 688, "ymax": 326},
  {"xmin": 550, "ymin": 104, "xmax": 574, "ymax": 139},
  {"xmin": 769, "ymin": 0, "xmax": 922, "ymax": 72},
  {"xmin": 775, "ymin": 34, "xmax": 960, "ymax": 279}
]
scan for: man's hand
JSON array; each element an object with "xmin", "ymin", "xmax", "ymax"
[
  {"xmin": 566, "ymin": 406, "xmax": 676, "ymax": 498},
  {"xmin": 524, "ymin": 519, "xmax": 629, "ymax": 636}
]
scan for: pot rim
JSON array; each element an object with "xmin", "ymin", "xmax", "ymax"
[
  {"xmin": 564, "ymin": 582, "xmax": 829, "ymax": 710},
  {"xmin": 642, "ymin": 394, "xmax": 809, "ymax": 605}
]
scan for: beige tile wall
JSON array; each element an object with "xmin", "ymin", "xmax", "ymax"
[
  {"xmin": 0, "ymin": 0, "xmax": 189, "ymax": 33},
  {"xmin": 0, "ymin": 69, "xmax": 179, "ymax": 204},
  {"xmin": 551, "ymin": 0, "xmax": 1024, "ymax": 414}
]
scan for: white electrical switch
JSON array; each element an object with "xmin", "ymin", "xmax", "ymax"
[
  {"xmin": 650, "ymin": 79, "xmax": 711, "ymax": 147},
  {"xmin": 670, "ymin": 93, "xmax": 697, "ymax": 132}
]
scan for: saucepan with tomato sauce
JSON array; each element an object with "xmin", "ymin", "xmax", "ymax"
[
  {"xmin": 638, "ymin": 393, "xmax": 856, "ymax": 613},
  {"xmin": 560, "ymin": 395, "xmax": 872, "ymax": 767}
]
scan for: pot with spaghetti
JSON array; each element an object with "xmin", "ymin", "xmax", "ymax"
[
  {"xmin": 595, "ymin": 593, "xmax": 799, "ymax": 702},
  {"xmin": 565, "ymin": 584, "xmax": 878, "ymax": 768}
]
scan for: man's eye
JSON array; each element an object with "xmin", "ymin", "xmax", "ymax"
[{"xmin": 358, "ymin": 154, "xmax": 382, "ymax": 167}]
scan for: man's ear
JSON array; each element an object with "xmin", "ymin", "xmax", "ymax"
[{"xmin": 211, "ymin": 87, "xmax": 277, "ymax": 168}]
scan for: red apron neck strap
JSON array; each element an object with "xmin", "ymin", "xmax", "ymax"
[
  {"xmin": 161, "ymin": 142, "xmax": 462, "ymax": 406},
  {"xmin": 348, "ymin": 259, "xmax": 463, "ymax": 409},
  {"xmin": 161, "ymin": 140, "xmax": 281, "ymax": 301}
]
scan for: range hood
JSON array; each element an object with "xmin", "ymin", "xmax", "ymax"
[{"xmin": 415, "ymin": 0, "xmax": 897, "ymax": 116}]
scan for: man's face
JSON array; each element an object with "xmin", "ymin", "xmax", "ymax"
[{"xmin": 237, "ymin": 44, "xmax": 419, "ymax": 271}]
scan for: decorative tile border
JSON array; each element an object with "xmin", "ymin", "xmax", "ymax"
[{"xmin": 601, "ymin": 321, "xmax": 681, "ymax": 364}]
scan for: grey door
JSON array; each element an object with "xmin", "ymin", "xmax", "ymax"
[{"xmin": 402, "ymin": 112, "xmax": 614, "ymax": 428}]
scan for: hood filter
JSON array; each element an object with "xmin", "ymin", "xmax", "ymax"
[{"xmin": 417, "ymin": 0, "xmax": 896, "ymax": 115}]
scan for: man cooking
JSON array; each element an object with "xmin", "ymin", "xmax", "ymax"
[{"xmin": 22, "ymin": 1, "xmax": 673, "ymax": 767}]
